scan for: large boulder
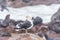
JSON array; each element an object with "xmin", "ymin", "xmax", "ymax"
[{"xmin": 48, "ymin": 8, "xmax": 60, "ymax": 33}]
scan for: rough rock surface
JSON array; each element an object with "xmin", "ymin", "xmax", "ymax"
[
  {"xmin": 3, "ymin": 33, "xmax": 43, "ymax": 40},
  {"xmin": 7, "ymin": 0, "xmax": 60, "ymax": 8}
]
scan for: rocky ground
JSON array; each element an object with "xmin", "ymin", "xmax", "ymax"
[
  {"xmin": 0, "ymin": 0, "xmax": 60, "ymax": 40},
  {"xmin": 0, "ymin": 33, "xmax": 44, "ymax": 40},
  {"xmin": 7, "ymin": 0, "xmax": 60, "ymax": 8}
]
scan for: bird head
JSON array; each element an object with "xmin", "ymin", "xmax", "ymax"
[{"xmin": 25, "ymin": 16, "xmax": 31, "ymax": 20}]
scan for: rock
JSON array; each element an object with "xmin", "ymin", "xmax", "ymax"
[
  {"xmin": 48, "ymin": 21, "xmax": 60, "ymax": 33},
  {"xmin": 0, "ymin": 32, "xmax": 11, "ymax": 37},
  {"xmin": 44, "ymin": 31, "xmax": 60, "ymax": 40},
  {"xmin": 7, "ymin": 0, "xmax": 60, "ymax": 8},
  {"xmin": 16, "ymin": 33, "xmax": 44, "ymax": 40},
  {"xmin": 32, "ymin": 16, "xmax": 42, "ymax": 26},
  {"xmin": 1, "ymin": 14, "xmax": 10, "ymax": 28},
  {"xmin": 51, "ymin": 8, "xmax": 60, "ymax": 22},
  {"xmin": 28, "ymin": 25, "xmax": 41, "ymax": 33},
  {"xmin": 49, "ymin": 8, "xmax": 60, "ymax": 33}
]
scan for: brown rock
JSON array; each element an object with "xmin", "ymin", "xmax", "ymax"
[
  {"xmin": 28, "ymin": 25, "xmax": 41, "ymax": 33},
  {"xmin": 16, "ymin": 33, "xmax": 44, "ymax": 40}
]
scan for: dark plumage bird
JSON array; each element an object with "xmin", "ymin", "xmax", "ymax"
[
  {"xmin": 1, "ymin": 14, "xmax": 10, "ymax": 28},
  {"xmin": 0, "ymin": 0, "xmax": 9, "ymax": 12},
  {"xmin": 15, "ymin": 19, "xmax": 33, "ymax": 33},
  {"xmin": 19, "ymin": 20, "xmax": 32, "ymax": 29},
  {"xmin": 32, "ymin": 16, "xmax": 42, "ymax": 26},
  {"xmin": 16, "ymin": 20, "xmax": 32, "ymax": 29}
]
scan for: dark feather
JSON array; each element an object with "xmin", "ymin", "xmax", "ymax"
[{"xmin": 16, "ymin": 20, "xmax": 32, "ymax": 29}]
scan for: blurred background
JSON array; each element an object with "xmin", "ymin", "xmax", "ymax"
[{"xmin": 1, "ymin": 0, "xmax": 60, "ymax": 23}]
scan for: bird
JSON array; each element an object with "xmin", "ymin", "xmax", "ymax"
[
  {"xmin": 15, "ymin": 16, "xmax": 33, "ymax": 33},
  {"xmin": 32, "ymin": 16, "xmax": 42, "ymax": 26},
  {"xmin": 0, "ymin": 0, "xmax": 9, "ymax": 12},
  {"xmin": 14, "ymin": 20, "xmax": 24, "ymax": 31}
]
